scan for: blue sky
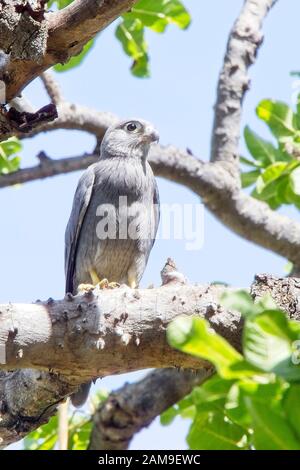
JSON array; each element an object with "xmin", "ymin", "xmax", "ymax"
[{"xmin": 2, "ymin": 0, "xmax": 300, "ymax": 450}]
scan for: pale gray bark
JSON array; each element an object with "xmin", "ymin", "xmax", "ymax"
[
  {"xmin": 0, "ymin": 274, "xmax": 299, "ymax": 449},
  {"xmin": 0, "ymin": 283, "xmax": 242, "ymax": 376},
  {"xmin": 211, "ymin": 0, "xmax": 277, "ymax": 166}
]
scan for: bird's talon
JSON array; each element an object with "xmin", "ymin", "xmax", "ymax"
[
  {"xmin": 96, "ymin": 279, "xmax": 120, "ymax": 289},
  {"xmin": 108, "ymin": 282, "xmax": 120, "ymax": 289},
  {"xmin": 97, "ymin": 279, "xmax": 109, "ymax": 289},
  {"xmin": 78, "ymin": 283, "xmax": 95, "ymax": 293}
]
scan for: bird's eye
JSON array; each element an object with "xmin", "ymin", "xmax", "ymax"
[{"xmin": 126, "ymin": 121, "xmax": 139, "ymax": 132}]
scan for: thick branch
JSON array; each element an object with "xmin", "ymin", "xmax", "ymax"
[
  {"xmin": 210, "ymin": 0, "xmax": 277, "ymax": 166},
  {"xmin": 150, "ymin": 147, "xmax": 300, "ymax": 267},
  {"xmin": 0, "ymin": 274, "xmax": 299, "ymax": 448},
  {"xmin": 89, "ymin": 368, "xmax": 214, "ymax": 450},
  {"xmin": 0, "ymin": 369, "xmax": 76, "ymax": 448},
  {"xmin": 0, "ymin": 283, "xmax": 242, "ymax": 376},
  {"xmin": 4, "ymin": 0, "xmax": 138, "ymax": 102}
]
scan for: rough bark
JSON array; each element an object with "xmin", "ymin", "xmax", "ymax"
[
  {"xmin": 0, "ymin": 282, "xmax": 242, "ymax": 377},
  {"xmin": 0, "ymin": 0, "xmax": 48, "ymax": 62},
  {"xmin": 0, "ymin": 274, "xmax": 300, "ymax": 448},
  {"xmin": 2, "ymin": 0, "xmax": 138, "ymax": 102},
  {"xmin": 88, "ymin": 368, "xmax": 214, "ymax": 450},
  {"xmin": 88, "ymin": 273, "xmax": 300, "ymax": 450},
  {"xmin": 210, "ymin": 0, "xmax": 277, "ymax": 166}
]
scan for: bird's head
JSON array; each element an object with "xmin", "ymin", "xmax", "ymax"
[{"xmin": 100, "ymin": 119, "xmax": 159, "ymax": 160}]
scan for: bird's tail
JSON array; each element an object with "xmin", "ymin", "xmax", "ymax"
[{"xmin": 71, "ymin": 381, "xmax": 92, "ymax": 407}]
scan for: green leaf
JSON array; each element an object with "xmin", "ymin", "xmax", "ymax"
[
  {"xmin": 284, "ymin": 261, "xmax": 294, "ymax": 275},
  {"xmin": 167, "ymin": 317, "xmax": 259, "ymax": 379},
  {"xmin": 260, "ymin": 162, "xmax": 288, "ymax": 186},
  {"xmin": 51, "ymin": 0, "xmax": 190, "ymax": 77},
  {"xmin": 220, "ymin": 290, "xmax": 254, "ymax": 317},
  {"xmin": 191, "ymin": 376, "xmax": 234, "ymax": 415},
  {"xmin": 244, "ymin": 310, "xmax": 300, "ymax": 381},
  {"xmin": 284, "ymin": 384, "xmax": 300, "ymax": 440},
  {"xmin": 160, "ymin": 406, "xmax": 179, "ymax": 426},
  {"xmin": 289, "ymin": 165, "xmax": 300, "ymax": 195},
  {"xmin": 256, "ymin": 100, "xmax": 297, "ymax": 139},
  {"xmin": 130, "ymin": 0, "xmax": 191, "ymax": 33},
  {"xmin": 225, "ymin": 382, "xmax": 253, "ymax": 428},
  {"xmin": 68, "ymin": 418, "xmax": 92, "ymax": 450},
  {"xmin": 116, "ymin": 18, "xmax": 149, "ymax": 78},
  {"xmin": 241, "ymin": 170, "xmax": 260, "ymax": 188},
  {"xmin": 276, "ymin": 176, "xmax": 292, "ymax": 205},
  {"xmin": 227, "ymin": 380, "xmax": 300, "ymax": 449},
  {"xmin": 256, "ymin": 178, "xmax": 280, "ymax": 201},
  {"xmin": 47, "ymin": 0, "xmax": 74, "ymax": 8},
  {"xmin": 161, "ymin": 392, "xmax": 196, "ymax": 425},
  {"xmin": 24, "ymin": 416, "xmax": 58, "ymax": 450},
  {"xmin": 117, "ymin": 0, "xmax": 190, "ymax": 76},
  {"xmin": 187, "ymin": 411, "xmax": 248, "ymax": 450},
  {"xmin": 221, "ymin": 290, "xmax": 276, "ymax": 318},
  {"xmin": 0, "ymin": 137, "xmax": 22, "ymax": 155},
  {"xmin": 0, "ymin": 137, "xmax": 22, "ymax": 175},
  {"xmin": 168, "ymin": 317, "xmax": 242, "ymax": 366},
  {"xmin": 240, "ymin": 155, "xmax": 263, "ymax": 168},
  {"xmin": 246, "ymin": 399, "xmax": 300, "ymax": 450},
  {"xmin": 244, "ymin": 126, "xmax": 279, "ymax": 165},
  {"xmin": 254, "ymin": 162, "xmax": 289, "ymax": 203},
  {"xmin": 286, "ymin": 180, "xmax": 300, "ymax": 208},
  {"xmin": 54, "ymin": 39, "xmax": 94, "ymax": 73}
]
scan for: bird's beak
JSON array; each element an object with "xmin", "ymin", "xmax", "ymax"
[{"xmin": 144, "ymin": 127, "xmax": 160, "ymax": 144}]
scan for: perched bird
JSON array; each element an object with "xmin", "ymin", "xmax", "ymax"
[{"xmin": 65, "ymin": 119, "xmax": 160, "ymax": 406}]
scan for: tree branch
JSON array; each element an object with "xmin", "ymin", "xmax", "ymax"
[
  {"xmin": 0, "ymin": 153, "xmax": 99, "ymax": 188},
  {"xmin": 88, "ymin": 368, "xmax": 214, "ymax": 450},
  {"xmin": 0, "ymin": 282, "xmax": 242, "ymax": 376},
  {"xmin": 0, "ymin": 273, "xmax": 300, "ymax": 448},
  {"xmin": 3, "ymin": 0, "xmax": 139, "ymax": 102},
  {"xmin": 2, "ymin": 142, "xmax": 300, "ymax": 266},
  {"xmin": 210, "ymin": 0, "xmax": 277, "ymax": 167},
  {"xmin": 150, "ymin": 147, "xmax": 300, "ymax": 267},
  {"xmin": 40, "ymin": 72, "xmax": 65, "ymax": 106},
  {"xmin": 0, "ymin": 368, "xmax": 76, "ymax": 448},
  {"xmin": 16, "ymin": 102, "xmax": 117, "ymax": 140}
]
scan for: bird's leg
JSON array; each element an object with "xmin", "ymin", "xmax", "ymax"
[
  {"xmin": 107, "ymin": 281, "xmax": 120, "ymax": 289},
  {"xmin": 128, "ymin": 270, "xmax": 137, "ymax": 289},
  {"xmin": 90, "ymin": 269, "xmax": 101, "ymax": 285},
  {"xmin": 91, "ymin": 270, "xmax": 120, "ymax": 289},
  {"xmin": 77, "ymin": 269, "xmax": 102, "ymax": 292},
  {"xmin": 98, "ymin": 278, "xmax": 109, "ymax": 289},
  {"xmin": 77, "ymin": 283, "xmax": 95, "ymax": 293},
  {"xmin": 129, "ymin": 280, "xmax": 137, "ymax": 289}
]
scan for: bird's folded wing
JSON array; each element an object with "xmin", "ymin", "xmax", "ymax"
[
  {"xmin": 64, "ymin": 165, "xmax": 96, "ymax": 293},
  {"xmin": 152, "ymin": 179, "xmax": 160, "ymax": 247}
]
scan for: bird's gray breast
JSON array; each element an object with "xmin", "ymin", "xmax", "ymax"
[{"xmin": 74, "ymin": 158, "xmax": 157, "ymax": 287}]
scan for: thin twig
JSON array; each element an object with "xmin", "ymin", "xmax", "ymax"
[{"xmin": 41, "ymin": 72, "xmax": 64, "ymax": 106}]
